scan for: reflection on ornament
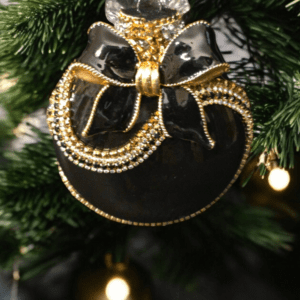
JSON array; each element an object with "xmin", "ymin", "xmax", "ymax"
[
  {"xmin": 105, "ymin": 277, "xmax": 130, "ymax": 300},
  {"xmin": 268, "ymin": 168, "xmax": 290, "ymax": 191}
]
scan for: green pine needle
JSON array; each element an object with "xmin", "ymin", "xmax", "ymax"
[{"xmin": 0, "ymin": 0, "xmax": 299, "ymax": 283}]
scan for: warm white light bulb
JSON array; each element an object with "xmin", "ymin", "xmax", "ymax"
[
  {"xmin": 105, "ymin": 277, "xmax": 130, "ymax": 300},
  {"xmin": 268, "ymin": 168, "xmax": 290, "ymax": 191}
]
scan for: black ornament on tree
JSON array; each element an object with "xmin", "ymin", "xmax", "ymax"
[{"xmin": 47, "ymin": 0, "xmax": 253, "ymax": 226}]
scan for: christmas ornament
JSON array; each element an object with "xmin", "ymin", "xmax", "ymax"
[{"xmin": 47, "ymin": 0, "xmax": 253, "ymax": 225}]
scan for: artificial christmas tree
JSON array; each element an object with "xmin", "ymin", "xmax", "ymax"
[{"xmin": 0, "ymin": 0, "xmax": 299, "ymax": 298}]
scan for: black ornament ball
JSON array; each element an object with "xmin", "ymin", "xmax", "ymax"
[{"xmin": 48, "ymin": 2, "xmax": 252, "ymax": 225}]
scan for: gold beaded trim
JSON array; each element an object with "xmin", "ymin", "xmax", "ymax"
[
  {"xmin": 190, "ymin": 78, "xmax": 253, "ymax": 143},
  {"xmin": 56, "ymin": 78, "xmax": 253, "ymax": 226},
  {"xmin": 157, "ymin": 78, "xmax": 253, "ymax": 152},
  {"xmin": 183, "ymin": 86, "xmax": 215, "ymax": 149},
  {"xmin": 47, "ymin": 69, "xmax": 166, "ymax": 174},
  {"xmin": 58, "ymin": 101, "xmax": 252, "ymax": 226},
  {"xmin": 157, "ymin": 93, "xmax": 171, "ymax": 138},
  {"xmin": 124, "ymin": 92, "xmax": 142, "ymax": 132},
  {"xmin": 47, "ymin": 64, "xmax": 252, "ymax": 173}
]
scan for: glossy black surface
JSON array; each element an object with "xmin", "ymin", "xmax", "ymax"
[
  {"xmin": 79, "ymin": 24, "xmax": 138, "ymax": 83},
  {"xmin": 92, "ymin": 86, "xmax": 138, "ymax": 136},
  {"xmin": 56, "ymin": 105, "xmax": 245, "ymax": 223},
  {"xmin": 71, "ymin": 78, "xmax": 157, "ymax": 149},
  {"xmin": 160, "ymin": 23, "xmax": 225, "ymax": 84},
  {"xmin": 71, "ymin": 83, "xmax": 138, "ymax": 137},
  {"xmin": 162, "ymin": 87, "xmax": 212, "ymax": 149},
  {"xmin": 70, "ymin": 80, "xmax": 104, "ymax": 140}
]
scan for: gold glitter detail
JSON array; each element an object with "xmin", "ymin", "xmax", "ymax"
[
  {"xmin": 118, "ymin": 11, "xmax": 184, "ymax": 62},
  {"xmin": 157, "ymin": 92, "xmax": 171, "ymax": 138},
  {"xmin": 124, "ymin": 92, "xmax": 142, "ymax": 132},
  {"xmin": 183, "ymin": 86, "xmax": 215, "ymax": 149}
]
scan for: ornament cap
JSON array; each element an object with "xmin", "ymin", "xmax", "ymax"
[{"xmin": 105, "ymin": 0, "xmax": 191, "ymax": 24}]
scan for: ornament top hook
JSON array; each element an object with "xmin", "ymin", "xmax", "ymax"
[{"xmin": 105, "ymin": 0, "xmax": 191, "ymax": 24}]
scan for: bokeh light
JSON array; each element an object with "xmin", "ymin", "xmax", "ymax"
[
  {"xmin": 105, "ymin": 277, "xmax": 130, "ymax": 300},
  {"xmin": 268, "ymin": 168, "xmax": 290, "ymax": 191}
]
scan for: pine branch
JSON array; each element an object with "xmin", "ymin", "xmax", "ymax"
[
  {"xmin": 0, "ymin": 129, "xmax": 130, "ymax": 271},
  {"xmin": 0, "ymin": 0, "xmax": 105, "ymax": 125},
  {"xmin": 228, "ymin": 0, "xmax": 300, "ymax": 79},
  {"xmin": 191, "ymin": 0, "xmax": 300, "ymax": 166},
  {"xmin": 0, "ymin": 129, "xmax": 293, "ymax": 278},
  {"xmin": 251, "ymin": 73, "xmax": 300, "ymax": 168},
  {"xmin": 0, "ymin": 228, "xmax": 20, "ymax": 269},
  {"xmin": 151, "ymin": 201, "xmax": 293, "ymax": 289},
  {"xmin": 0, "ymin": 0, "xmax": 299, "ymax": 283}
]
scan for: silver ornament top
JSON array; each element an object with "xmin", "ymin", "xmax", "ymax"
[{"xmin": 105, "ymin": 0, "xmax": 191, "ymax": 24}]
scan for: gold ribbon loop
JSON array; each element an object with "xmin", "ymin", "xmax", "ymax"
[{"xmin": 135, "ymin": 61, "xmax": 160, "ymax": 97}]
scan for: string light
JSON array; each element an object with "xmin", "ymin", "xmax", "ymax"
[
  {"xmin": 259, "ymin": 150, "xmax": 291, "ymax": 192},
  {"xmin": 268, "ymin": 167, "xmax": 290, "ymax": 191},
  {"xmin": 105, "ymin": 277, "xmax": 130, "ymax": 300}
]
